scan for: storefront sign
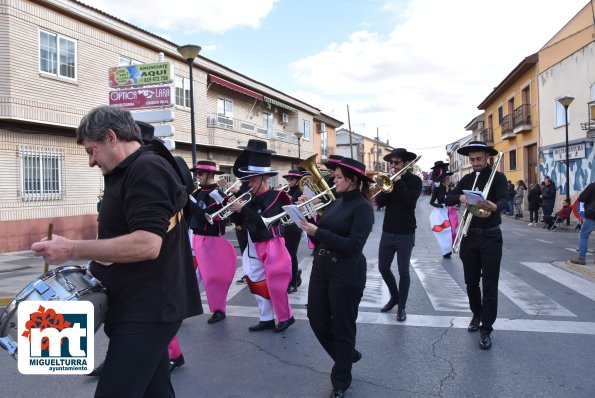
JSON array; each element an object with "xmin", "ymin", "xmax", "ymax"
[
  {"xmin": 553, "ymin": 143, "xmax": 585, "ymax": 162},
  {"xmin": 108, "ymin": 62, "xmax": 173, "ymax": 88},
  {"xmin": 109, "ymin": 86, "xmax": 173, "ymax": 109}
]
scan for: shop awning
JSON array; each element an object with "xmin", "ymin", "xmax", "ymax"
[
  {"xmin": 209, "ymin": 75, "xmax": 263, "ymax": 101},
  {"xmin": 263, "ymin": 96, "xmax": 297, "ymax": 113}
]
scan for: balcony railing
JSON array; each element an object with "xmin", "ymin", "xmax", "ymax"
[
  {"xmin": 581, "ymin": 120, "xmax": 595, "ymax": 131},
  {"xmin": 500, "ymin": 114, "xmax": 513, "ymax": 139},
  {"xmin": 513, "ymin": 104, "xmax": 532, "ymax": 133},
  {"xmin": 480, "ymin": 127, "xmax": 493, "ymax": 144},
  {"xmin": 206, "ymin": 112, "xmax": 298, "ymax": 143}
]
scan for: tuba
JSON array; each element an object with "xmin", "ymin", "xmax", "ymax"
[
  {"xmin": 452, "ymin": 152, "xmax": 503, "ymax": 253},
  {"xmin": 298, "ymin": 154, "xmax": 335, "ymax": 204},
  {"xmin": 370, "ymin": 154, "xmax": 422, "ymax": 199}
]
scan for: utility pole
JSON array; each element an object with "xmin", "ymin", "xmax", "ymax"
[
  {"xmin": 376, "ymin": 127, "xmax": 380, "ymax": 178},
  {"xmin": 347, "ymin": 104, "xmax": 353, "ymax": 158}
]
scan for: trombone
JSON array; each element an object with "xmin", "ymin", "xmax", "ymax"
[
  {"xmin": 452, "ymin": 152, "xmax": 503, "ymax": 253},
  {"xmin": 205, "ymin": 189, "xmax": 253, "ymax": 225},
  {"xmin": 369, "ymin": 154, "xmax": 422, "ymax": 199}
]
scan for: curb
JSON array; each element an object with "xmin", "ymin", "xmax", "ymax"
[{"xmin": 0, "ymin": 296, "xmax": 13, "ymax": 306}]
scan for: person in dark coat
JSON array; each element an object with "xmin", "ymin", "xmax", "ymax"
[
  {"xmin": 527, "ymin": 183, "xmax": 542, "ymax": 226},
  {"xmin": 541, "ymin": 176, "xmax": 557, "ymax": 223}
]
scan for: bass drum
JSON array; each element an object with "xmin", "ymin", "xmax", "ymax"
[{"xmin": 0, "ymin": 264, "xmax": 107, "ymax": 359}]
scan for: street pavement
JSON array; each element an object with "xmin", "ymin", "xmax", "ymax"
[{"xmin": 2, "ymin": 198, "xmax": 595, "ymax": 397}]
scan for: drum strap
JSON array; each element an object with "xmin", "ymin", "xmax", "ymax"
[{"xmin": 94, "ymin": 211, "xmax": 182, "ymax": 266}]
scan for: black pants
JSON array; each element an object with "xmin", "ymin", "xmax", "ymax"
[
  {"xmin": 95, "ymin": 320, "xmax": 181, "ymax": 398},
  {"xmin": 529, "ymin": 207, "xmax": 539, "ymax": 223},
  {"xmin": 284, "ymin": 231, "xmax": 302, "ymax": 287},
  {"xmin": 377, "ymin": 232, "xmax": 415, "ymax": 308},
  {"xmin": 235, "ymin": 227, "xmax": 248, "ymax": 253},
  {"xmin": 459, "ymin": 228, "xmax": 502, "ymax": 333},
  {"xmin": 307, "ymin": 252, "xmax": 366, "ymax": 390}
]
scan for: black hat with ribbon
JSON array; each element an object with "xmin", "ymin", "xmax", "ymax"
[
  {"xmin": 233, "ymin": 139, "xmax": 277, "ymax": 178},
  {"xmin": 430, "ymin": 160, "xmax": 453, "ymax": 182},
  {"xmin": 190, "ymin": 160, "xmax": 224, "ymax": 175},
  {"xmin": 323, "ymin": 154, "xmax": 343, "ymax": 170},
  {"xmin": 457, "ymin": 141, "xmax": 498, "ymax": 157},
  {"xmin": 336, "ymin": 157, "xmax": 375, "ymax": 183},
  {"xmin": 383, "ymin": 148, "xmax": 417, "ymax": 162},
  {"xmin": 282, "ymin": 170, "xmax": 304, "ymax": 179},
  {"xmin": 136, "ymin": 121, "xmax": 155, "ymax": 143}
]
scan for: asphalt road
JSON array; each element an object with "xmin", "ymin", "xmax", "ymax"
[{"xmin": 1, "ymin": 196, "xmax": 595, "ymax": 397}]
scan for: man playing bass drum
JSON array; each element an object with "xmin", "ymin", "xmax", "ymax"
[{"xmin": 445, "ymin": 141, "xmax": 507, "ymax": 350}]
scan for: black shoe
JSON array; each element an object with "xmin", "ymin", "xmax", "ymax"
[
  {"xmin": 249, "ymin": 320, "xmax": 276, "ymax": 332},
  {"xmin": 296, "ymin": 269, "xmax": 302, "ymax": 287},
  {"xmin": 396, "ymin": 306, "xmax": 407, "ymax": 322},
  {"xmin": 443, "ymin": 252, "xmax": 452, "ymax": 259},
  {"xmin": 479, "ymin": 330, "xmax": 492, "ymax": 349},
  {"xmin": 468, "ymin": 315, "xmax": 480, "ymax": 332},
  {"xmin": 380, "ymin": 297, "xmax": 398, "ymax": 313},
  {"xmin": 207, "ymin": 310, "xmax": 226, "ymax": 324},
  {"xmin": 87, "ymin": 360, "xmax": 104, "ymax": 376},
  {"xmin": 330, "ymin": 388, "xmax": 346, "ymax": 398},
  {"xmin": 236, "ymin": 276, "xmax": 246, "ymax": 284},
  {"xmin": 169, "ymin": 354, "xmax": 185, "ymax": 372},
  {"xmin": 287, "ymin": 284, "xmax": 298, "ymax": 294},
  {"xmin": 353, "ymin": 349, "xmax": 362, "ymax": 363},
  {"xmin": 273, "ymin": 316, "xmax": 295, "ymax": 333}
]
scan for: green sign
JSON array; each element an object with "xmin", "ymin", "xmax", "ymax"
[{"xmin": 108, "ymin": 62, "xmax": 173, "ymax": 88}]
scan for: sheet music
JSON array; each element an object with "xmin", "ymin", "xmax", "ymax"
[
  {"xmin": 463, "ymin": 190, "xmax": 485, "ymax": 206},
  {"xmin": 209, "ymin": 190, "xmax": 225, "ymax": 205},
  {"xmin": 282, "ymin": 205, "xmax": 307, "ymax": 228}
]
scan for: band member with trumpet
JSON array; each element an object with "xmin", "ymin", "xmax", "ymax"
[
  {"xmin": 188, "ymin": 161, "xmax": 237, "ymax": 324},
  {"xmin": 283, "ymin": 169, "xmax": 305, "ymax": 293},
  {"xmin": 445, "ymin": 141, "xmax": 507, "ymax": 350},
  {"xmin": 32, "ymin": 106, "xmax": 202, "ymax": 397},
  {"xmin": 229, "ymin": 139, "xmax": 295, "ymax": 333},
  {"xmin": 429, "ymin": 161, "xmax": 458, "ymax": 259},
  {"xmin": 375, "ymin": 148, "xmax": 422, "ymax": 322},
  {"xmin": 299, "ymin": 157, "xmax": 374, "ymax": 398}
]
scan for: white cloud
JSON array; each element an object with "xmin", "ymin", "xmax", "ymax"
[
  {"xmin": 83, "ymin": 0, "xmax": 279, "ymax": 34},
  {"xmin": 289, "ymin": 0, "xmax": 588, "ymax": 169}
]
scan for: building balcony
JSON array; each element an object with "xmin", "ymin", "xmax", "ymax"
[
  {"xmin": 500, "ymin": 115, "xmax": 514, "ymax": 139},
  {"xmin": 581, "ymin": 120, "xmax": 595, "ymax": 132},
  {"xmin": 513, "ymin": 104, "xmax": 532, "ymax": 134},
  {"xmin": 480, "ymin": 127, "xmax": 494, "ymax": 144}
]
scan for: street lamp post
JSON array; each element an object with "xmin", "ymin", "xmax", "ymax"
[
  {"xmin": 557, "ymin": 95, "xmax": 574, "ymax": 205},
  {"xmin": 294, "ymin": 131, "xmax": 304, "ymax": 166},
  {"xmin": 177, "ymin": 44, "xmax": 202, "ymax": 169}
]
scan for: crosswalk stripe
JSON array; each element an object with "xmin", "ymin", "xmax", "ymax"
[
  {"xmin": 535, "ymin": 239, "xmax": 553, "ymax": 244},
  {"xmin": 521, "ymin": 262, "xmax": 595, "ymax": 302},
  {"xmin": 410, "ymin": 260, "xmax": 470, "ymax": 312},
  {"xmin": 498, "ymin": 269, "xmax": 576, "ymax": 317}
]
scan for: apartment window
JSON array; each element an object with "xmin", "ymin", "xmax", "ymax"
[
  {"xmin": 555, "ymin": 99, "xmax": 568, "ymax": 127},
  {"xmin": 509, "ymin": 149, "xmax": 517, "ymax": 171},
  {"xmin": 19, "ymin": 147, "xmax": 64, "ymax": 200},
  {"xmin": 175, "ymin": 76, "xmax": 190, "ymax": 108},
  {"xmin": 39, "ymin": 30, "xmax": 77, "ymax": 79},
  {"xmin": 498, "ymin": 106, "xmax": 503, "ymax": 125},
  {"xmin": 263, "ymin": 112, "xmax": 274, "ymax": 137},
  {"xmin": 217, "ymin": 98, "xmax": 233, "ymax": 118},
  {"xmin": 301, "ymin": 119, "xmax": 312, "ymax": 140},
  {"xmin": 321, "ymin": 131, "xmax": 328, "ymax": 157},
  {"xmin": 119, "ymin": 57, "xmax": 141, "ymax": 66}
]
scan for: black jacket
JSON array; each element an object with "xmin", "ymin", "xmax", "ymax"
[
  {"xmin": 528, "ymin": 186, "xmax": 542, "ymax": 210},
  {"xmin": 375, "ymin": 171, "xmax": 422, "ymax": 234},
  {"xmin": 579, "ymin": 183, "xmax": 595, "ymax": 220},
  {"xmin": 188, "ymin": 183, "xmax": 225, "ymax": 236},
  {"xmin": 541, "ymin": 184, "xmax": 557, "ymax": 208},
  {"xmin": 430, "ymin": 184, "xmax": 447, "ymax": 208}
]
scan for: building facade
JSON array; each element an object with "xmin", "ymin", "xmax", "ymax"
[{"xmin": 0, "ymin": 0, "xmax": 341, "ymax": 252}]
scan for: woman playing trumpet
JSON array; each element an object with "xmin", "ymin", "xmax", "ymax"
[
  {"xmin": 299, "ymin": 157, "xmax": 375, "ymax": 398},
  {"xmin": 188, "ymin": 161, "xmax": 237, "ymax": 324}
]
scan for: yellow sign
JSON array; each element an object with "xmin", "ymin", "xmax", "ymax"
[{"xmin": 108, "ymin": 62, "xmax": 173, "ymax": 88}]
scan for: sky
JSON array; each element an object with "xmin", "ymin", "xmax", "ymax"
[{"xmin": 87, "ymin": 0, "xmax": 591, "ymax": 170}]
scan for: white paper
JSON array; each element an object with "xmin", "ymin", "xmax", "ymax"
[
  {"xmin": 209, "ymin": 190, "xmax": 225, "ymax": 205},
  {"xmin": 463, "ymin": 190, "xmax": 485, "ymax": 206},
  {"xmin": 282, "ymin": 205, "xmax": 307, "ymax": 228}
]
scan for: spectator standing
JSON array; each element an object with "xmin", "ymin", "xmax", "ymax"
[
  {"xmin": 527, "ymin": 183, "xmax": 542, "ymax": 226},
  {"xmin": 514, "ymin": 180, "xmax": 527, "ymax": 219},
  {"xmin": 570, "ymin": 182, "xmax": 595, "ymax": 265},
  {"xmin": 506, "ymin": 181, "xmax": 515, "ymax": 216},
  {"xmin": 541, "ymin": 176, "xmax": 556, "ymax": 223}
]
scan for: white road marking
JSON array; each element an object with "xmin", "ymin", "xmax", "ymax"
[
  {"xmin": 522, "ymin": 262, "xmax": 595, "ymax": 302},
  {"xmin": 411, "ymin": 260, "xmax": 470, "ymax": 312},
  {"xmin": 498, "ymin": 269, "xmax": 575, "ymax": 316},
  {"xmin": 565, "ymin": 247, "xmax": 593, "ymax": 256},
  {"xmin": 535, "ymin": 239, "xmax": 553, "ymax": 244}
]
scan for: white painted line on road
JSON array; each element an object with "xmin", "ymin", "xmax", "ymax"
[
  {"xmin": 222, "ymin": 305, "xmax": 595, "ymax": 335},
  {"xmin": 512, "ymin": 231, "xmax": 524, "ymax": 236},
  {"xmin": 535, "ymin": 239, "xmax": 553, "ymax": 244},
  {"xmin": 522, "ymin": 262, "xmax": 595, "ymax": 302},
  {"xmin": 565, "ymin": 247, "xmax": 593, "ymax": 256},
  {"xmin": 498, "ymin": 269, "xmax": 576, "ymax": 317},
  {"xmin": 411, "ymin": 260, "xmax": 470, "ymax": 312}
]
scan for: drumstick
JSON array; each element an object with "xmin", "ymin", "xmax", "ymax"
[{"xmin": 43, "ymin": 223, "xmax": 54, "ymax": 274}]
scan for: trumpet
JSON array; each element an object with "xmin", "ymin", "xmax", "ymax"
[
  {"xmin": 278, "ymin": 183, "xmax": 290, "ymax": 192},
  {"xmin": 370, "ymin": 155, "xmax": 422, "ymax": 199},
  {"xmin": 452, "ymin": 152, "xmax": 503, "ymax": 253},
  {"xmin": 261, "ymin": 185, "xmax": 336, "ymax": 228},
  {"xmin": 205, "ymin": 189, "xmax": 252, "ymax": 225},
  {"xmin": 224, "ymin": 179, "xmax": 242, "ymax": 195}
]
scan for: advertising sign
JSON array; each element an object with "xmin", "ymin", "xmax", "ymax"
[
  {"xmin": 108, "ymin": 62, "xmax": 173, "ymax": 88},
  {"xmin": 553, "ymin": 143, "xmax": 585, "ymax": 162},
  {"xmin": 109, "ymin": 86, "xmax": 173, "ymax": 109}
]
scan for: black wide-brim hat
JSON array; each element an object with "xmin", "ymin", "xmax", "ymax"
[
  {"xmin": 237, "ymin": 150, "xmax": 278, "ymax": 179},
  {"xmin": 431, "ymin": 168, "xmax": 454, "ymax": 182},
  {"xmin": 234, "ymin": 139, "xmax": 276, "ymax": 177},
  {"xmin": 457, "ymin": 141, "xmax": 498, "ymax": 157},
  {"xmin": 237, "ymin": 139, "xmax": 276, "ymax": 154},
  {"xmin": 383, "ymin": 148, "xmax": 417, "ymax": 162},
  {"xmin": 282, "ymin": 169, "xmax": 304, "ymax": 179},
  {"xmin": 190, "ymin": 160, "xmax": 224, "ymax": 174},
  {"xmin": 136, "ymin": 121, "xmax": 155, "ymax": 144},
  {"xmin": 430, "ymin": 160, "xmax": 449, "ymax": 170},
  {"xmin": 323, "ymin": 154, "xmax": 343, "ymax": 170},
  {"xmin": 336, "ymin": 157, "xmax": 375, "ymax": 184}
]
